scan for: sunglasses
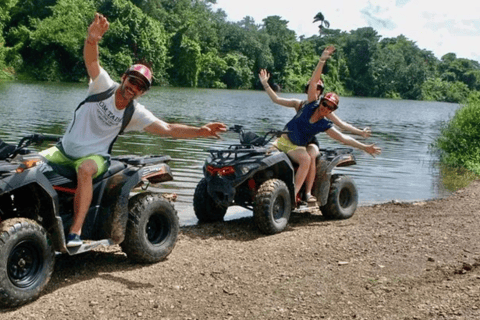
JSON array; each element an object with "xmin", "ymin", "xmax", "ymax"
[
  {"xmin": 321, "ymin": 100, "xmax": 337, "ymax": 111},
  {"xmin": 127, "ymin": 76, "xmax": 147, "ymax": 92}
]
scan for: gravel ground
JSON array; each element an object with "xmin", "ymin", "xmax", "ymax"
[{"xmin": 2, "ymin": 180, "xmax": 480, "ymax": 320}]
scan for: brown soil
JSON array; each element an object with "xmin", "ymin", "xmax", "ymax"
[{"xmin": 3, "ymin": 181, "xmax": 480, "ymax": 320}]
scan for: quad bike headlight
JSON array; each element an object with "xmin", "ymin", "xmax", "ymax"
[{"xmin": 238, "ymin": 163, "xmax": 260, "ymax": 176}]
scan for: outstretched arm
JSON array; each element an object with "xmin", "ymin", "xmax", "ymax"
[
  {"xmin": 326, "ymin": 113, "xmax": 372, "ymax": 138},
  {"xmin": 84, "ymin": 13, "xmax": 109, "ymax": 80},
  {"xmin": 144, "ymin": 120, "xmax": 227, "ymax": 139},
  {"xmin": 258, "ymin": 69, "xmax": 302, "ymax": 111},
  {"xmin": 326, "ymin": 127, "xmax": 381, "ymax": 157},
  {"xmin": 307, "ymin": 46, "xmax": 336, "ymax": 103}
]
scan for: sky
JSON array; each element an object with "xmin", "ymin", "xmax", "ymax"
[{"xmin": 212, "ymin": 0, "xmax": 480, "ymax": 63}]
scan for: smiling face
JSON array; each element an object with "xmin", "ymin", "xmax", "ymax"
[
  {"xmin": 314, "ymin": 97, "xmax": 338, "ymax": 118},
  {"xmin": 118, "ymin": 75, "xmax": 146, "ymax": 101}
]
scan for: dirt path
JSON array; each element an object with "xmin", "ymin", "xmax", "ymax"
[{"xmin": 2, "ymin": 181, "xmax": 480, "ymax": 319}]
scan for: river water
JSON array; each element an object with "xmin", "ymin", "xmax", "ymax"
[{"xmin": 0, "ymin": 81, "xmax": 462, "ymax": 225}]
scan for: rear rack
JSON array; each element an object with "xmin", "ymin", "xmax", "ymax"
[{"xmin": 208, "ymin": 145, "xmax": 269, "ymax": 161}]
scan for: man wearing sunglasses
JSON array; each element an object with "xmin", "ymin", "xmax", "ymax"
[
  {"xmin": 272, "ymin": 46, "xmax": 381, "ymax": 205},
  {"xmin": 41, "ymin": 13, "xmax": 226, "ymax": 247}
]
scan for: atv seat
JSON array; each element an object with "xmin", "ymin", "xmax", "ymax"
[
  {"xmin": 0, "ymin": 139, "xmax": 16, "ymax": 160},
  {"xmin": 47, "ymin": 160, "xmax": 126, "ymax": 186},
  {"xmin": 240, "ymin": 132, "xmax": 265, "ymax": 146}
]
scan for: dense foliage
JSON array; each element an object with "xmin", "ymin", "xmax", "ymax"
[
  {"xmin": 434, "ymin": 92, "xmax": 480, "ymax": 174},
  {"xmin": 1, "ymin": 0, "xmax": 479, "ymax": 103}
]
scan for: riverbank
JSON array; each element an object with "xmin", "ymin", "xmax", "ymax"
[{"xmin": 3, "ymin": 180, "xmax": 480, "ymax": 319}]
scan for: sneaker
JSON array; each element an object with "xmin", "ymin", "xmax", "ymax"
[
  {"xmin": 66, "ymin": 233, "xmax": 82, "ymax": 247},
  {"xmin": 306, "ymin": 194, "xmax": 317, "ymax": 203}
]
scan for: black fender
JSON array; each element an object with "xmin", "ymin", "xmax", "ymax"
[
  {"xmin": 0, "ymin": 167, "xmax": 66, "ymax": 253},
  {"xmin": 259, "ymin": 152, "xmax": 296, "ymax": 204},
  {"xmin": 94, "ymin": 163, "xmax": 173, "ymax": 244},
  {"xmin": 93, "ymin": 168, "xmax": 140, "ymax": 244},
  {"xmin": 314, "ymin": 152, "xmax": 356, "ymax": 206}
]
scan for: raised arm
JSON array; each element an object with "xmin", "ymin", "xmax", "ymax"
[
  {"xmin": 326, "ymin": 127, "xmax": 381, "ymax": 157},
  {"xmin": 326, "ymin": 112, "xmax": 372, "ymax": 138},
  {"xmin": 144, "ymin": 120, "xmax": 227, "ymax": 139},
  {"xmin": 84, "ymin": 13, "xmax": 109, "ymax": 80},
  {"xmin": 258, "ymin": 69, "xmax": 302, "ymax": 111},
  {"xmin": 307, "ymin": 46, "xmax": 336, "ymax": 103}
]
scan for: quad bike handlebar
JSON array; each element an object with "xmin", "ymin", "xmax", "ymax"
[{"xmin": 3, "ymin": 134, "xmax": 61, "ymax": 160}]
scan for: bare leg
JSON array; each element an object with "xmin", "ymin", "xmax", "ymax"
[
  {"xmin": 70, "ymin": 159, "xmax": 98, "ymax": 235},
  {"xmin": 305, "ymin": 144, "xmax": 320, "ymax": 196},
  {"xmin": 286, "ymin": 148, "xmax": 311, "ymax": 197}
]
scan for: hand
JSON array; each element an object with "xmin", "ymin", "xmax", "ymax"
[
  {"xmin": 200, "ymin": 122, "xmax": 228, "ymax": 139},
  {"xmin": 320, "ymin": 45, "xmax": 336, "ymax": 61},
  {"xmin": 87, "ymin": 13, "xmax": 109, "ymax": 43},
  {"xmin": 258, "ymin": 69, "xmax": 270, "ymax": 86},
  {"xmin": 361, "ymin": 127, "xmax": 372, "ymax": 139},
  {"xmin": 364, "ymin": 143, "xmax": 381, "ymax": 157}
]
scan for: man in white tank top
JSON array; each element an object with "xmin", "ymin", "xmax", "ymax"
[{"xmin": 42, "ymin": 13, "xmax": 226, "ymax": 247}]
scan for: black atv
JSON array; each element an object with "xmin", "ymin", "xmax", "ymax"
[
  {"xmin": 193, "ymin": 125, "xmax": 358, "ymax": 234},
  {"xmin": 0, "ymin": 134, "xmax": 179, "ymax": 308}
]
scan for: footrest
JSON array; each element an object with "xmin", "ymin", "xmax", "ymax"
[
  {"xmin": 67, "ymin": 239, "xmax": 115, "ymax": 255},
  {"xmin": 307, "ymin": 201, "xmax": 318, "ymax": 208}
]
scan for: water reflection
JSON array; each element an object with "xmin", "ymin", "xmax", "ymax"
[{"xmin": 0, "ymin": 82, "xmax": 462, "ymax": 225}]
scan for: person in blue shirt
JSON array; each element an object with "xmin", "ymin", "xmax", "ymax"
[{"xmin": 260, "ymin": 46, "xmax": 381, "ymax": 204}]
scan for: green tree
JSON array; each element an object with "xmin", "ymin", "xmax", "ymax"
[
  {"xmin": 421, "ymin": 78, "xmax": 471, "ymax": 103},
  {"xmin": 373, "ymin": 35, "xmax": 436, "ymax": 99},
  {"xmin": 168, "ymin": 32, "xmax": 201, "ymax": 87},
  {"xmin": 96, "ymin": 0, "xmax": 168, "ymax": 83},
  {"xmin": 218, "ymin": 17, "xmax": 273, "ymax": 88},
  {"xmin": 198, "ymin": 49, "xmax": 227, "ymax": 88},
  {"xmin": 0, "ymin": 0, "xmax": 19, "ymax": 78},
  {"xmin": 12, "ymin": 0, "xmax": 96, "ymax": 81},
  {"xmin": 262, "ymin": 16, "xmax": 297, "ymax": 84},
  {"xmin": 221, "ymin": 52, "xmax": 253, "ymax": 89},
  {"xmin": 313, "ymin": 12, "xmax": 330, "ymax": 35},
  {"xmin": 342, "ymin": 27, "xmax": 380, "ymax": 96}
]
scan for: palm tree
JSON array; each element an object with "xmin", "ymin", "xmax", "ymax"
[{"xmin": 313, "ymin": 12, "xmax": 330, "ymax": 35}]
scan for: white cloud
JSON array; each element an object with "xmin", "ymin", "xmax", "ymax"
[{"xmin": 212, "ymin": 0, "xmax": 480, "ymax": 63}]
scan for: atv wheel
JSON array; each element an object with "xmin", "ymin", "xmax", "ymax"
[
  {"xmin": 121, "ymin": 193, "xmax": 179, "ymax": 263},
  {"xmin": 0, "ymin": 218, "xmax": 55, "ymax": 308},
  {"xmin": 253, "ymin": 179, "xmax": 292, "ymax": 234},
  {"xmin": 193, "ymin": 178, "xmax": 227, "ymax": 222},
  {"xmin": 320, "ymin": 174, "xmax": 358, "ymax": 220}
]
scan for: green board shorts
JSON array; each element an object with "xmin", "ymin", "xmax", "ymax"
[{"xmin": 40, "ymin": 146, "xmax": 108, "ymax": 179}]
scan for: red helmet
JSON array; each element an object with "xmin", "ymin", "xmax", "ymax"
[
  {"xmin": 125, "ymin": 64, "xmax": 153, "ymax": 90},
  {"xmin": 322, "ymin": 92, "xmax": 339, "ymax": 108}
]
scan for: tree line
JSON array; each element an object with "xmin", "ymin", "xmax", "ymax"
[{"xmin": 1, "ymin": 0, "xmax": 479, "ymax": 103}]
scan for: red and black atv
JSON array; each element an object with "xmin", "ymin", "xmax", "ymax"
[
  {"xmin": 193, "ymin": 125, "xmax": 358, "ymax": 234},
  {"xmin": 0, "ymin": 134, "xmax": 179, "ymax": 308}
]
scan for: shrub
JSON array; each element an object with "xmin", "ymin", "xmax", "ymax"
[{"xmin": 433, "ymin": 99, "xmax": 480, "ymax": 174}]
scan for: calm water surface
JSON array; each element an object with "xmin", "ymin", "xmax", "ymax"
[{"xmin": 0, "ymin": 81, "xmax": 461, "ymax": 225}]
